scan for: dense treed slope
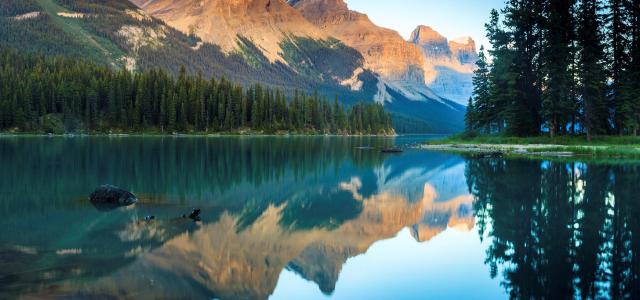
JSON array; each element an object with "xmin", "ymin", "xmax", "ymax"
[
  {"xmin": 0, "ymin": 49, "xmax": 393, "ymax": 134},
  {"xmin": 0, "ymin": 0, "xmax": 465, "ymax": 133}
]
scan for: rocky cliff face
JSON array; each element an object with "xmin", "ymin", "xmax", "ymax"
[
  {"xmin": 291, "ymin": 0, "xmax": 450, "ymax": 103},
  {"xmin": 449, "ymin": 36, "xmax": 478, "ymax": 65},
  {"xmin": 409, "ymin": 26, "xmax": 478, "ymax": 104},
  {"xmin": 292, "ymin": 0, "xmax": 477, "ymax": 105},
  {"xmin": 410, "ymin": 25, "xmax": 451, "ymax": 58},
  {"xmin": 131, "ymin": 0, "xmax": 327, "ymax": 63},
  {"xmin": 292, "ymin": 0, "xmax": 425, "ymax": 82}
]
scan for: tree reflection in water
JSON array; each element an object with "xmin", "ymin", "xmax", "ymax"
[{"xmin": 466, "ymin": 158, "xmax": 640, "ymax": 299}]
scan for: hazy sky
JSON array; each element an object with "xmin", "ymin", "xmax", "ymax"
[{"xmin": 345, "ymin": 0, "xmax": 505, "ymax": 51}]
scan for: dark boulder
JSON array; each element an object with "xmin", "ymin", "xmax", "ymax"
[
  {"xmin": 183, "ymin": 208, "xmax": 202, "ymax": 221},
  {"xmin": 90, "ymin": 185, "xmax": 138, "ymax": 211}
]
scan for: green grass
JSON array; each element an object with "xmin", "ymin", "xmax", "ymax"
[
  {"xmin": 425, "ymin": 134, "xmax": 640, "ymax": 159},
  {"xmin": 429, "ymin": 133, "xmax": 640, "ymax": 146},
  {"xmin": 35, "ymin": 0, "xmax": 124, "ymax": 67}
]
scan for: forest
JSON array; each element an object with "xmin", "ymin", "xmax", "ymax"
[
  {"xmin": 465, "ymin": 0, "xmax": 640, "ymax": 139},
  {"xmin": 0, "ymin": 49, "xmax": 393, "ymax": 135}
]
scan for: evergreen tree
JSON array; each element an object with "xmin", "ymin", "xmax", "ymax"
[
  {"xmin": 607, "ymin": 0, "xmax": 630, "ymax": 133},
  {"xmin": 471, "ymin": 45, "xmax": 492, "ymax": 133},
  {"xmin": 465, "ymin": 97, "xmax": 477, "ymax": 132},
  {"xmin": 486, "ymin": 9, "xmax": 517, "ymax": 134},
  {"xmin": 542, "ymin": 0, "xmax": 576, "ymax": 137},
  {"xmin": 622, "ymin": 0, "xmax": 640, "ymax": 135},
  {"xmin": 502, "ymin": 0, "xmax": 545, "ymax": 136},
  {"xmin": 0, "ymin": 49, "xmax": 393, "ymax": 135},
  {"xmin": 577, "ymin": 0, "xmax": 609, "ymax": 140}
]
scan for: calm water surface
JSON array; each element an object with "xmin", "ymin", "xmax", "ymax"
[{"xmin": 0, "ymin": 136, "xmax": 638, "ymax": 299}]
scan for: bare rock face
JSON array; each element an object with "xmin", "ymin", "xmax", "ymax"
[
  {"xmin": 131, "ymin": 0, "xmax": 327, "ymax": 63},
  {"xmin": 449, "ymin": 36, "xmax": 478, "ymax": 65},
  {"xmin": 409, "ymin": 25, "xmax": 451, "ymax": 58},
  {"xmin": 292, "ymin": 0, "xmax": 432, "ymax": 102},
  {"xmin": 409, "ymin": 25, "xmax": 478, "ymax": 104}
]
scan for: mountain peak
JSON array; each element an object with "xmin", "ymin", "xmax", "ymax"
[
  {"xmin": 132, "ymin": 0, "xmax": 327, "ymax": 63},
  {"xmin": 450, "ymin": 36, "xmax": 475, "ymax": 46},
  {"xmin": 291, "ymin": 0, "xmax": 348, "ymax": 9},
  {"xmin": 449, "ymin": 37, "xmax": 477, "ymax": 65},
  {"xmin": 409, "ymin": 25, "xmax": 446, "ymax": 45}
]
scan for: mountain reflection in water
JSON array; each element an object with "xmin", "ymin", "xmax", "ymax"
[{"xmin": 0, "ymin": 137, "xmax": 638, "ymax": 299}]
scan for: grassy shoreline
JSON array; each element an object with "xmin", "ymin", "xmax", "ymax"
[{"xmin": 422, "ymin": 135, "xmax": 640, "ymax": 159}]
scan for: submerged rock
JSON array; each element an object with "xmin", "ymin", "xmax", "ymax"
[
  {"xmin": 183, "ymin": 208, "xmax": 202, "ymax": 221},
  {"xmin": 381, "ymin": 148, "xmax": 403, "ymax": 154},
  {"xmin": 90, "ymin": 185, "xmax": 138, "ymax": 211}
]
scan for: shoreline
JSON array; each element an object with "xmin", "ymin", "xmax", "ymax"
[
  {"xmin": 0, "ymin": 132, "xmax": 400, "ymax": 138},
  {"xmin": 419, "ymin": 143, "xmax": 640, "ymax": 159}
]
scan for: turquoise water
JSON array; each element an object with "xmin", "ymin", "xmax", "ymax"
[{"xmin": 0, "ymin": 136, "xmax": 638, "ymax": 299}]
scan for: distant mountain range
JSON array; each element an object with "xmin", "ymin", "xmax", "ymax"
[{"xmin": 0, "ymin": 0, "xmax": 477, "ymax": 133}]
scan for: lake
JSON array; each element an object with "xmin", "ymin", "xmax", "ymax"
[{"xmin": 0, "ymin": 136, "xmax": 638, "ymax": 299}]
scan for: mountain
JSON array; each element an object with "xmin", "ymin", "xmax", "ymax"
[
  {"xmin": 409, "ymin": 25, "xmax": 478, "ymax": 104},
  {"xmin": 132, "ymin": 0, "xmax": 466, "ymax": 132},
  {"xmin": 291, "ymin": 0, "xmax": 437, "ymax": 103},
  {"xmin": 130, "ymin": 0, "xmax": 326, "ymax": 64},
  {"xmin": 0, "ymin": 0, "xmax": 466, "ymax": 133}
]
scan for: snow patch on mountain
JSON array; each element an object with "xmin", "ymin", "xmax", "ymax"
[
  {"xmin": 57, "ymin": 12, "xmax": 88, "ymax": 19},
  {"xmin": 339, "ymin": 67, "xmax": 364, "ymax": 91},
  {"xmin": 11, "ymin": 11, "xmax": 41, "ymax": 21},
  {"xmin": 125, "ymin": 9, "xmax": 153, "ymax": 22},
  {"xmin": 117, "ymin": 25, "xmax": 167, "ymax": 52}
]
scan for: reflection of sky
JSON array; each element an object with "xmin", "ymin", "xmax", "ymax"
[
  {"xmin": 378, "ymin": 150, "xmax": 469, "ymax": 202},
  {"xmin": 271, "ymin": 228, "xmax": 504, "ymax": 299},
  {"xmin": 1, "ymin": 136, "xmax": 498, "ymax": 298},
  {"xmin": 271, "ymin": 145, "xmax": 500, "ymax": 299}
]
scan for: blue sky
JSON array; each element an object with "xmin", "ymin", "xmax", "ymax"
[{"xmin": 345, "ymin": 0, "xmax": 505, "ymax": 52}]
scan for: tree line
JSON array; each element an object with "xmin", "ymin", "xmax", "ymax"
[
  {"xmin": 0, "ymin": 49, "xmax": 393, "ymax": 134},
  {"xmin": 466, "ymin": 0, "xmax": 640, "ymax": 139}
]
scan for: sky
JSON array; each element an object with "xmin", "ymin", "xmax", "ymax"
[{"xmin": 345, "ymin": 0, "xmax": 504, "ymax": 52}]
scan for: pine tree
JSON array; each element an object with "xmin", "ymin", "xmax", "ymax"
[
  {"xmin": 607, "ymin": 0, "xmax": 630, "ymax": 134},
  {"xmin": 471, "ymin": 45, "xmax": 492, "ymax": 133},
  {"xmin": 577, "ymin": 0, "xmax": 609, "ymax": 140},
  {"xmin": 622, "ymin": 0, "xmax": 640, "ymax": 135},
  {"xmin": 485, "ymin": 9, "xmax": 517, "ymax": 134},
  {"xmin": 465, "ymin": 97, "xmax": 477, "ymax": 132},
  {"xmin": 542, "ymin": 0, "xmax": 576, "ymax": 137},
  {"xmin": 502, "ymin": 0, "xmax": 545, "ymax": 136}
]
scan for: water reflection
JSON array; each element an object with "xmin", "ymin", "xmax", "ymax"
[
  {"xmin": 4, "ymin": 137, "xmax": 636, "ymax": 299},
  {"xmin": 0, "ymin": 137, "xmax": 479, "ymax": 299},
  {"xmin": 466, "ymin": 158, "xmax": 640, "ymax": 299}
]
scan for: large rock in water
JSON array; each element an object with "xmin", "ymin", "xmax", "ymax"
[{"xmin": 90, "ymin": 185, "xmax": 138, "ymax": 211}]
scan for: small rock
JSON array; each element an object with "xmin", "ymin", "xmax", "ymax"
[
  {"xmin": 183, "ymin": 208, "xmax": 202, "ymax": 221},
  {"xmin": 90, "ymin": 185, "xmax": 138, "ymax": 211}
]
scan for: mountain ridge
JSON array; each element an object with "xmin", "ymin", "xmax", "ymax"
[{"xmin": 0, "ymin": 0, "xmax": 467, "ymax": 133}]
